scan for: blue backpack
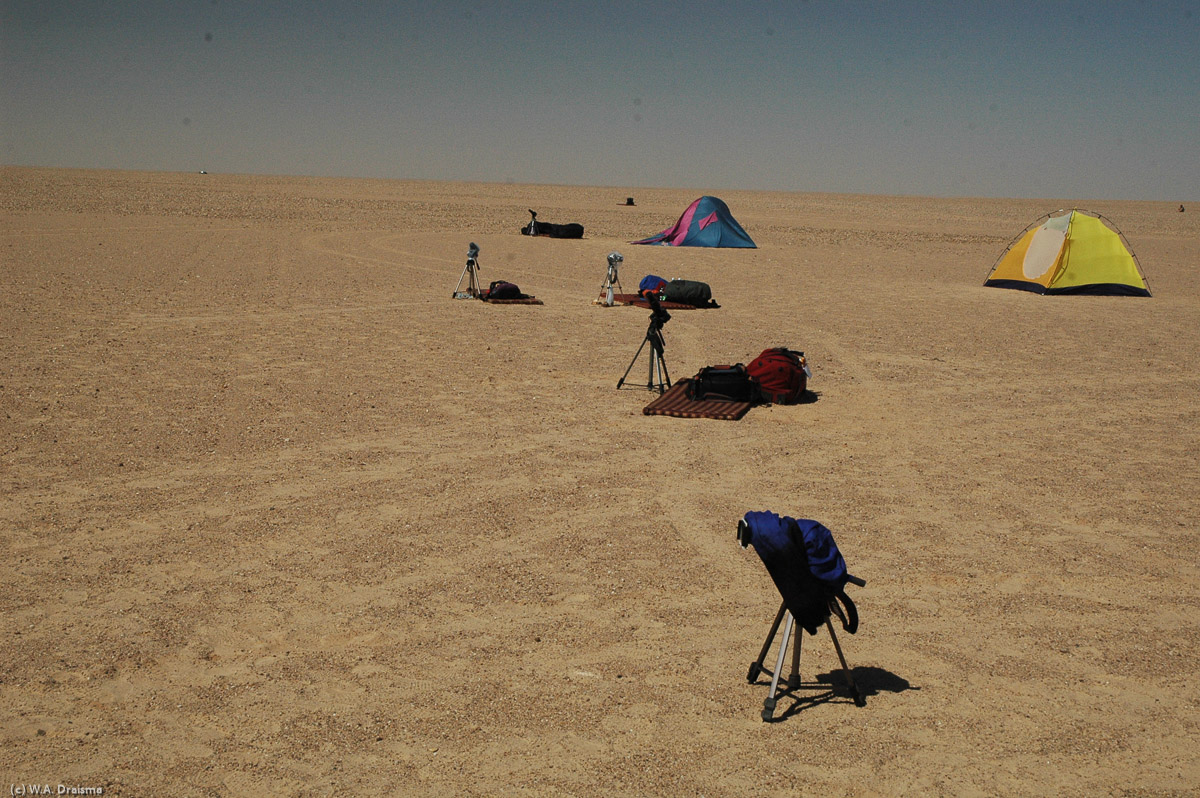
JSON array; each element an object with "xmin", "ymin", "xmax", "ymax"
[
  {"xmin": 739, "ymin": 511, "xmax": 860, "ymax": 635},
  {"xmin": 638, "ymin": 274, "xmax": 667, "ymax": 296}
]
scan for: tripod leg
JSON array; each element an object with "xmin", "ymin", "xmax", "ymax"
[
  {"xmin": 617, "ymin": 337, "xmax": 650, "ymax": 389},
  {"xmin": 747, "ymin": 602, "xmax": 786, "ymax": 683},
  {"xmin": 650, "ymin": 332, "xmax": 670, "ymax": 391},
  {"xmin": 763, "ymin": 613, "xmax": 794, "ymax": 722},
  {"xmin": 647, "ymin": 340, "xmax": 656, "ymax": 389},
  {"xmin": 825, "ymin": 618, "xmax": 865, "ymax": 707},
  {"xmin": 452, "ymin": 262, "xmax": 471, "ymax": 297},
  {"xmin": 788, "ymin": 622, "xmax": 803, "ymax": 689}
]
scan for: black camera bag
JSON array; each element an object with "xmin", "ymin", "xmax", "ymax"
[{"xmin": 689, "ymin": 364, "xmax": 755, "ymax": 402}]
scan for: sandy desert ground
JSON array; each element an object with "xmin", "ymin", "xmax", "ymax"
[{"xmin": 1, "ymin": 166, "xmax": 1198, "ymax": 796}]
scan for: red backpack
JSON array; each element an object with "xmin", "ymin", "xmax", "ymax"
[{"xmin": 747, "ymin": 348, "xmax": 809, "ymax": 404}]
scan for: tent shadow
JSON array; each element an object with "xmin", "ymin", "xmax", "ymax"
[{"xmin": 765, "ymin": 666, "xmax": 917, "ymax": 722}]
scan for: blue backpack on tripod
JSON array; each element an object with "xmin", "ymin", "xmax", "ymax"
[{"xmin": 739, "ymin": 511, "xmax": 860, "ymax": 635}]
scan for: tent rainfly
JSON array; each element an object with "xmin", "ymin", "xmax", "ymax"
[
  {"xmin": 984, "ymin": 209, "xmax": 1150, "ymax": 296},
  {"xmin": 632, "ymin": 196, "xmax": 756, "ymax": 248}
]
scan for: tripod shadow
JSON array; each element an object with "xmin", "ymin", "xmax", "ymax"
[{"xmin": 762, "ymin": 666, "xmax": 917, "ymax": 722}]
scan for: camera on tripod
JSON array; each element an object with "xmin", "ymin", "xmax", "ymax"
[
  {"xmin": 596, "ymin": 251, "xmax": 625, "ymax": 306},
  {"xmin": 617, "ymin": 288, "xmax": 672, "ymax": 393},
  {"xmin": 606, "ymin": 250, "xmax": 622, "ymax": 274},
  {"xmin": 452, "ymin": 242, "xmax": 483, "ymax": 299},
  {"xmin": 645, "ymin": 290, "xmax": 671, "ymax": 329}
]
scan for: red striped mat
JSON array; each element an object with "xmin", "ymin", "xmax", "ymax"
[
  {"xmin": 603, "ymin": 293, "xmax": 707, "ymax": 310},
  {"xmin": 643, "ymin": 379, "xmax": 753, "ymax": 420}
]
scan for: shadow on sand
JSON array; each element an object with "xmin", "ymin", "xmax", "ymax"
[{"xmin": 757, "ymin": 666, "xmax": 918, "ymax": 722}]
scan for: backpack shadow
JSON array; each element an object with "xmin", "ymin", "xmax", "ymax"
[
  {"xmin": 760, "ymin": 390, "xmax": 820, "ymax": 407},
  {"xmin": 794, "ymin": 389, "xmax": 820, "ymax": 404}
]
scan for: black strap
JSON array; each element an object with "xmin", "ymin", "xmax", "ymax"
[{"xmin": 832, "ymin": 590, "xmax": 859, "ymax": 634}]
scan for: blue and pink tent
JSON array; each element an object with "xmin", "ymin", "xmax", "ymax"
[{"xmin": 632, "ymin": 196, "xmax": 756, "ymax": 248}]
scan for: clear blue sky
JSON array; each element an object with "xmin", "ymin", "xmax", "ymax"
[{"xmin": 3, "ymin": 1, "xmax": 1197, "ymax": 199}]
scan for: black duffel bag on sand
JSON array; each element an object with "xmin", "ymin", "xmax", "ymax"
[
  {"xmin": 662, "ymin": 279, "xmax": 715, "ymax": 307},
  {"xmin": 688, "ymin": 364, "xmax": 756, "ymax": 402}
]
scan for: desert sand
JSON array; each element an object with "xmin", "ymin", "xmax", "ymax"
[{"xmin": 2, "ymin": 166, "xmax": 1198, "ymax": 796}]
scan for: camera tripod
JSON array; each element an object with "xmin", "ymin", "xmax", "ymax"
[
  {"xmin": 598, "ymin": 251, "xmax": 624, "ymax": 306},
  {"xmin": 616, "ymin": 309, "xmax": 670, "ymax": 393},
  {"xmin": 748, "ymin": 597, "xmax": 867, "ymax": 722},
  {"xmin": 452, "ymin": 243, "xmax": 482, "ymax": 299}
]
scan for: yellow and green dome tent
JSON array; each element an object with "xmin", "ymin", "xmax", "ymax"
[{"xmin": 984, "ymin": 209, "xmax": 1150, "ymax": 296}]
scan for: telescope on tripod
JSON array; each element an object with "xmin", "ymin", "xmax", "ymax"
[
  {"xmin": 452, "ymin": 242, "xmax": 482, "ymax": 299},
  {"xmin": 616, "ymin": 290, "xmax": 671, "ymax": 393},
  {"xmin": 738, "ymin": 513, "xmax": 867, "ymax": 721}
]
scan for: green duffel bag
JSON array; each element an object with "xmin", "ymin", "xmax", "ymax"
[{"xmin": 661, "ymin": 279, "xmax": 713, "ymax": 306}]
